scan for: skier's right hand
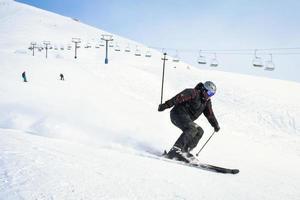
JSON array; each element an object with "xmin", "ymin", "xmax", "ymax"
[{"xmin": 158, "ymin": 103, "xmax": 167, "ymax": 112}]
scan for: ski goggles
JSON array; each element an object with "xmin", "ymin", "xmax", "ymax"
[{"xmin": 206, "ymin": 90, "xmax": 215, "ymax": 97}]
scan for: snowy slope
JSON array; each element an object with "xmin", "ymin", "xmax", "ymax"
[{"xmin": 0, "ymin": 0, "xmax": 300, "ymax": 199}]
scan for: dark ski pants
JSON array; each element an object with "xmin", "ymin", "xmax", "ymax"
[{"xmin": 170, "ymin": 110, "xmax": 204, "ymax": 152}]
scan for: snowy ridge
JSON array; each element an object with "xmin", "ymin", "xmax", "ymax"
[{"xmin": 0, "ymin": 1, "xmax": 300, "ymax": 199}]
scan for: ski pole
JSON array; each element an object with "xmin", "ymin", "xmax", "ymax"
[
  {"xmin": 196, "ymin": 131, "xmax": 216, "ymax": 157},
  {"xmin": 160, "ymin": 52, "xmax": 167, "ymax": 104}
]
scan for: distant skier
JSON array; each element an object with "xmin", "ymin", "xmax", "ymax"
[
  {"xmin": 22, "ymin": 71, "xmax": 27, "ymax": 82},
  {"xmin": 158, "ymin": 81, "xmax": 220, "ymax": 162},
  {"xmin": 60, "ymin": 73, "xmax": 64, "ymax": 81}
]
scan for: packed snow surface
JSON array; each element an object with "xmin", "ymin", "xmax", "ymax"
[{"xmin": 0, "ymin": 0, "xmax": 300, "ymax": 199}]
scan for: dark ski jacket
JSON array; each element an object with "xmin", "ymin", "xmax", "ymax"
[{"xmin": 164, "ymin": 83, "xmax": 219, "ymax": 128}]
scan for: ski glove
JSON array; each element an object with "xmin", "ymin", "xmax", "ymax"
[
  {"xmin": 158, "ymin": 103, "xmax": 168, "ymax": 112},
  {"xmin": 214, "ymin": 125, "xmax": 220, "ymax": 132},
  {"xmin": 158, "ymin": 100, "xmax": 174, "ymax": 112}
]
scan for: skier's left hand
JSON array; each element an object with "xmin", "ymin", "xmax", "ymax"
[{"xmin": 214, "ymin": 125, "xmax": 220, "ymax": 132}]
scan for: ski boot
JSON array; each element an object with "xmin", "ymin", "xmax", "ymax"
[{"xmin": 165, "ymin": 146, "xmax": 191, "ymax": 163}]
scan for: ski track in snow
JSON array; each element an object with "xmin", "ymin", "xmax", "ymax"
[{"xmin": 1, "ymin": 129, "xmax": 300, "ymax": 200}]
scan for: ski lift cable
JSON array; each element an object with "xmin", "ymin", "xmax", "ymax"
[
  {"xmin": 149, "ymin": 46, "xmax": 300, "ymax": 51},
  {"xmin": 148, "ymin": 46, "xmax": 300, "ymax": 55}
]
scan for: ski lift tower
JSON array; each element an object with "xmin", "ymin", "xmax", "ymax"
[
  {"xmin": 43, "ymin": 41, "xmax": 50, "ymax": 58},
  {"xmin": 72, "ymin": 38, "xmax": 81, "ymax": 59},
  {"xmin": 30, "ymin": 42, "xmax": 37, "ymax": 56},
  {"xmin": 160, "ymin": 52, "xmax": 168, "ymax": 104},
  {"xmin": 101, "ymin": 34, "xmax": 113, "ymax": 64}
]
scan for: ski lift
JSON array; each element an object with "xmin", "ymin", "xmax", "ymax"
[
  {"xmin": 95, "ymin": 45, "xmax": 100, "ymax": 48},
  {"xmin": 252, "ymin": 49, "xmax": 264, "ymax": 67},
  {"xmin": 67, "ymin": 44, "xmax": 72, "ymax": 50},
  {"xmin": 172, "ymin": 50, "xmax": 180, "ymax": 62},
  {"xmin": 125, "ymin": 44, "xmax": 131, "ymax": 52},
  {"xmin": 197, "ymin": 50, "xmax": 207, "ymax": 64},
  {"xmin": 84, "ymin": 43, "xmax": 91, "ymax": 48},
  {"xmin": 264, "ymin": 54, "xmax": 275, "ymax": 71},
  {"xmin": 145, "ymin": 50, "xmax": 152, "ymax": 58},
  {"xmin": 99, "ymin": 40, "xmax": 105, "ymax": 47},
  {"xmin": 134, "ymin": 46, "xmax": 141, "ymax": 56},
  {"xmin": 60, "ymin": 45, "xmax": 64, "ymax": 50},
  {"xmin": 114, "ymin": 43, "xmax": 121, "ymax": 51},
  {"xmin": 38, "ymin": 46, "xmax": 43, "ymax": 52},
  {"xmin": 54, "ymin": 45, "xmax": 58, "ymax": 50},
  {"xmin": 210, "ymin": 53, "xmax": 219, "ymax": 67},
  {"xmin": 109, "ymin": 43, "xmax": 114, "ymax": 48}
]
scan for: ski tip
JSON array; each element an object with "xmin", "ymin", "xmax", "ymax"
[{"xmin": 231, "ymin": 169, "xmax": 240, "ymax": 174}]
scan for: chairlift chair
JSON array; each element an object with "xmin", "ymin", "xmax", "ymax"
[
  {"xmin": 210, "ymin": 53, "xmax": 219, "ymax": 67},
  {"xmin": 264, "ymin": 54, "xmax": 275, "ymax": 71},
  {"xmin": 172, "ymin": 50, "xmax": 180, "ymax": 62},
  {"xmin": 252, "ymin": 50, "xmax": 264, "ymax": 67},
  {"xmin": 198, "ymin": 56, "xmax": 207, "ymax": 64},
  {"xmin": 85, "ymin": 43, "xmax": 92, "ymax": 48},
  {"xmin": 135, "ymin": 51, "xmax": 141, "ymax": 56},
  {"xmin": 125, "ymin": 44, "xmax": 131, "ymax": 52},
  {"xmin": 173, "ymin": 58, "xmax": 180, "ymax": 62},
  {"xmin": 173, "ymin": 57, "xmax": 180, "ymax": 62},
  {"xmin": 210, "ymin": 60, "xmax": 218, "ymax": 67},
  {"xmin": 134, "ymin": 46, "xmax": 141, "ymax": 56},
  {"xmin": 99, "ymin": 41, "xmax": 105, "ymax": 47},
  {"xmin": 197, "ymin": 51, "xmax": 207, "ymax": 64},
  {"xmin": 145, "ymin": 51, "xmax": 152, "ymax": 57},
  {"xmin": 114, "ymin": 44, "xmax": 121, "ymax": 51},
  {"xmin": 253, "ymin": 59, "xmax": 264, "ymax": 67}
]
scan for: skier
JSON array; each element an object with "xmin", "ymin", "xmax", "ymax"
[
  {"xmin": 158, "ymin": 81, "xmax": 220, "ymax": 162},
  {"xmin": 60, "ymin": 73, "xmax": 64, "ymax": 81},
  {"xmin": 22, "ymin": 71, "xmax": 27, "ymax": 82}
]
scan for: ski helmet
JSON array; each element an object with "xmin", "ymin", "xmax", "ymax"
[{"xmin": 203, "ymin": 81, "xmax": 216, "ymax": 97}]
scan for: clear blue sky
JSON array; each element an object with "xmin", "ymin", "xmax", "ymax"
[{"xmin": 17, "ymin": 0, "xmax": 300, "ymax": 82}]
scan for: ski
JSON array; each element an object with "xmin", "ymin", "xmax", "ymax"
[
  {"xmin": 159, "ymin": 151, "xmax": 239, "ymax": 174},
  {"xmin": 189, "ymin": 162, "xmax": 239, "ymax": 174}
]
